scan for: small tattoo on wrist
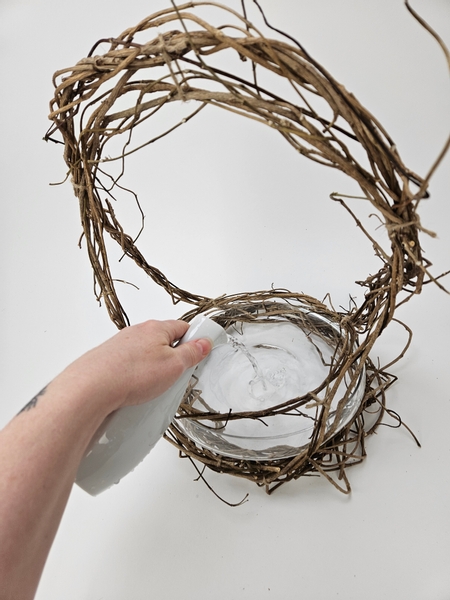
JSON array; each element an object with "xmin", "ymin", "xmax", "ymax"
[{"xmin": 17, "ymin": 385, "xmax": 48, "ymax": 415}]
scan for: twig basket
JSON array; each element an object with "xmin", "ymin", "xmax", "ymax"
[{"xmin": 45, "ymin": 1, "xmax": 449, "ymax": 494}]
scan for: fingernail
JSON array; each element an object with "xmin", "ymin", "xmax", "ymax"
[{"xmin": 195, "ymin": 338, "xmax": 212, "ymax": 357}]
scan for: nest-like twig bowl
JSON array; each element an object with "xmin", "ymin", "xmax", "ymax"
[
  {"xmin": 45, "ymin": 1, "xmax": 448, "ymax": 494},
  {"xmin": 168, "ymin": 290, "xmax": 393, "ymax": 494}
]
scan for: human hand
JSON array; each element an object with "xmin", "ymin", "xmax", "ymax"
[
  {"xmin": 61, "ymin": 320, "xmax": 212, "ymax": 414},
  {"xmin": 0, "ymin": 319, "xmax": 212, "ymax": 599}
]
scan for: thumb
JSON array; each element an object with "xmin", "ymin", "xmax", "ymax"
[{"xmin": 175, "ymin": 338, "xmax": 212, "ymax": 369}]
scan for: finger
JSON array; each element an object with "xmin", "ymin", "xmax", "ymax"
[
  {"xmin": 175, "ymin": 338, "xmax": 212, "ymax": 369},
  {"xmin": 162, "ymin": 319, "xmax": 190, "ymax": 344}
]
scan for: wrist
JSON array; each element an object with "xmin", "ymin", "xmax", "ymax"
[
  {"xmin": 57, "ymin": 353, "xmax": 128, "ymax": 416},
  {"xmin": 48, "ymin": 366, "xmax": 118, "ymax": 444}
]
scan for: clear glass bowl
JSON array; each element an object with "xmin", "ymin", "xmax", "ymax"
[{"xmin": 176, "ymin": 311, "xmax": 365, "ymax": 460}]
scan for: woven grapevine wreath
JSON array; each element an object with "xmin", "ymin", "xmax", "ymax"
[{"xmin": 45, "ymin": 1, "xmax": 449, "ymax": 495}]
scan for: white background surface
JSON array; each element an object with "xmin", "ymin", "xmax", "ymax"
[{"xmin": 1, "ymin": 1, "xmax": 449, "ymax": 598}]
